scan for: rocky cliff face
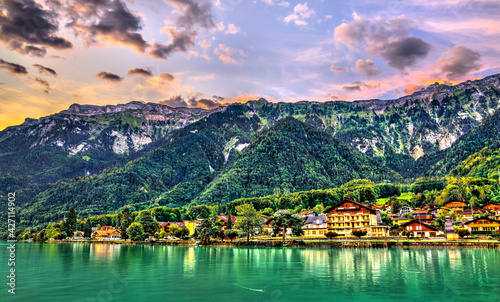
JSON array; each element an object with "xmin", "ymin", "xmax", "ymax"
[{"xmin": 1, "ymin": 102, "xmax": 223, "ymax": 156}]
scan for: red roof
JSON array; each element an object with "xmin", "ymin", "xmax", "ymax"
[{"xmin": 400, "ymin": 220, "xmax": 440, "ymax": 232}]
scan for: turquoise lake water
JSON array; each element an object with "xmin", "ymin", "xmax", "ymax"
[{"xmin": 1, "ymin": 242, "xmax": 500, "ymax": 302}]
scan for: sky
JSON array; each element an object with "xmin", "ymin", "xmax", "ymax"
[{"xmin": 0, "ymin": 0, "xmax": 499, "ymax": 130}]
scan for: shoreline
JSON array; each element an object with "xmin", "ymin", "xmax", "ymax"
[{"xmin": 29, "ymin": 239, "xmax": 500, "ymax": 249}]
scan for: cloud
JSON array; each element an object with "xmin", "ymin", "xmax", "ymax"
[
  {"xmin": 9, "ymin": 42, "xmax": 47, "ymax": 57},
  {"xmin": 149, "ymin": 27, "xmax": 196, "ymax": 60},
  {"xmin": 150, "ymin": 0, "xmax": 217, "ymax": 60},
  {"xmin": 284, "ymin": 2, "xmax": 315, "ymax": 26},
  {"xmin": 160, "ymin": 95, "xmax": 188, "ymax": 107},
  {"xmin": 436, "ymin": 45, "xmax": 481, "ymax": 80},
  {"xmin": 0, "ymin": 0, "xmax": 73, "ymax": 56},
  {"xmin": 33, "ymin": 64, "xmax": 57, "ymax": 76},
  {"xmin": 380, "ymin": 37, "xmax": 431, "ymax": 71},
  {"xmin": 65, "ymin": 0, "xmax": 148, "ymax": 53},
  {"xmin": 330, "ymin": 65, "xmax": 347, "ymax": 72},
  {"xmin": 158, "ymin": 72, "xmax": 175, "ymax": 81},
  {"xmin": 261, "ymin": 0, "xmax": 290, "ymax": 7},
  {"xmin": 31, "ymin": 76, "xmax": 50, "ymax": 93},
  {"xmin": 159, "ymin": 95, "xmax": 222, "ymax": 109},
  {"xmin": 128, "ymin": 67, "xmax": 152, "ymax": 77},
  {"xmin": 334, "ymin": 15, "xmax": 431, "ymax": 72},
  {"xmin": 342, "ymin": 81, "xmax": 379, "ymax": 91},
  {"xmin": 403, "ymin": 83, "xmax": 425, "ymax": 95},
  {"xmin": 95, "ymin": 72, "xmax": 122, "ymax": 82},
  {"xmin": 355, "ymin": 59, "xmax": 380, "ymax": 77},
  {"xmin": 214, "ymin": 44, "xmax": 246, "ymax": 64},
  {"xmin": 0, "ymin": 58, "xmax": 28, "ymax": 75},
  {"xmin": 225, "ymin": 24, "xmax": 240, "ymax": 35}
]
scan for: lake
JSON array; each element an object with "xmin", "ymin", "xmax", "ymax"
[{"xmin": 1, "ymin": 242, "xmax": 500, "ymax": 302}]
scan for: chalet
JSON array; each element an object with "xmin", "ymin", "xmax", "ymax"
[
  {"xmin": 454, "ymin": 210, "xmax": 482, "ymax": 220},
  {"xmin": 183, "ymin": 220, "xmax": 201, "ymax": 236},
  {"xmin": 416, "ymin": 215, "xmax": 435, "ymax": 225},
  {"xmin": 217, "ymin": 215, "xmax": 237, "ymax": 229},
  {"xmin": 483, "ymin": 204, "xmax": 500, "ymax": 219},
  {"xmin": 325, "ymin": 200, "xmax": 383, "ymax": 237},
  {"xmin": 464, "ymin": 217, "xmax": 500, "ymax": 235},
  {"xmin": 411, "ymin": 210, "xmax": 429, "ymax": 217},
  {"xmin": 92, "ymin": 229, "xmax": 121, "ymax": 240},
  {"xmin": 400, "ymin": 220, "xmax": 440, "ymax": 237},
  {"xmin": 101, "ymin": 226, "xmax": 114, "ymax": 231},
  {"xmin": 371, "ymin": 226, "xmax": 391, "ymax": 237},
  {"xmin": 158, "ymin": 222, "xmax": 169, "ymax": 233},
  {"xmin": 303, "ymin": 216, "xmax": 327, "ymax": 237},
  {"xmin": 443, "ymin": 201, "xmax": 467, "ymax": 211},
  {"xmin": 399, "ymin": 206, "xmax": 414, "ymax": 216}
]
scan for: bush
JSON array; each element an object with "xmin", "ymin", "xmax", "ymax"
[{"xmin": 134, "ymin": 235, "xmax": 143, "ymax": 241}]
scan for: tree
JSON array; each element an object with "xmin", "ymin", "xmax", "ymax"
[
  {"xmin": 325, "ymin": 232, "xmax": 338, "ymax": 240},
  {"xmin": 159, "ymin": 230, "xmax": 167, "ymax": 239},
  {"xmin": 351, "ymin": 229, "xmax": 368, "ymax": 239},
  {"xmin": 196, "ymin": 219, "xmax": 218, "ymax": 244},
  {"xmin": 67, "ymin": 207, "xmax": 77, "ymax": 236},
  {"xmin": 402, "ymin": 230, "xmax": 412, "ymax": 238},
  {"xmin": 380, "ymin": 212, "xmax": 393, "ymax": 226},
  {"xmin": 174, "ymin": 227, "xmax": 190, "ymax": 239},
  {"xmin": 455, "ymin": 228, "xmax": 470, "ymax": 238},
  {"xmin": 234, "ymin": 204, "xmax": 264, "ymax": 242},
  {"xmin": 226, "ymin": 213, "xmax": 233, "ymax": 230},
  {"xmin": 127, "ymin": 222, "xmax": 144, "ymax": 241},
  {"xmin": 169, "ymin": 224, "xmax": 180, "ymax": 236},
  {"xmin": 120, "ymin": 207, "xmax": 132, "ymax": 240},
  {"xmin": 83, "ymin": 219, "xmax": 92, "ymax": 239},
  {"xmin": 271, "ymin": 212, "xmax": 305, "ymax": 243},
  {"xmin": 139, "ymin": 210, "xmax": 159, "ymax": 237},
  {"xmin": 225, "ymin": 229, "xmax": 238, "ymax": 241},
  {"xmin": 391, "ymin": 198, "xmax": 402, "ymax": 214}
]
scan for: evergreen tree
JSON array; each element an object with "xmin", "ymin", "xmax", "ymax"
[
  {"xmin": 234, "ymin": 204, "xmax": 263, "ymax": 242},
  {"xmin": 120, "ymin": 207, "xmax": 132, "ymax": 240},
  {"xmin": 83, "ymin": 219, "xmax": 92, "ymax": 239},
  {"xmin": 139, "ymin": 210, "xmax": 159, "ymax": 237},
  {"xmin": 67, "ymin": 207, "xmax": 77, "ymax": 236}
]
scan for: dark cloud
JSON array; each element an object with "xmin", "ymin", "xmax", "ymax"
[
  {"xmin": 128, "ymin": 67, "xmax": 152, "ymax": 77},
  {"xmin": 342, "ymin": 81, "xmax": 379, "ymax": 92},
  {"xmin": 197, "ymin": 98, "xmax": 218, "ymax": 109},
  {"xmin": 355, "ymin": 59, "xmax": 379, "ymax": 77},
  {"xmin": 159, "ymin": 95, "xmax": 222, "ymax": 109},
  {"xmin": 164, "ymin": 0, "xmax": 216, "ymax": 29},
  {"xmin": 159, "ymin": 72, "xmax": 175, "ymax": 81},
  {"xmin": 31, "ymin": 76, "xmax": 50, "ymax": 93},
  {"xmin": 212, "ymin": 95, "xmax": 224, "ymax": 101},
  {"xmin": 380, "ymin": 37, "xmax": 431, "ymax": 71},
  {"xmin": 9, "ymin": 41, "xmax": 47, "ymax": 57},
  {"xmin": 330, "ymin": 65, "xmax": 347, "ymax": 72},
  {"xmin": 66, "ymin": 0, "xmax": 148, "ymax": 52},
  {"xmin": 149, "ymin": 28, "xmax": 195, "ymax": 60},
  {"xmin": 437, "ymin": 46, "xmax": 481, "ymax": 80},
  {"xmin": 150, "ymin": 0, "xmax": 216, "ymax": 60},
  {"xmin": 334, "ymin": 15, "xmax": 431, "ymax": 72},
  {"xmin": 0, "ymin": 0, "xmax": 73, "ymax": 55},
  {"xmin": 96, "ymin": 71, "xmax": 122, "ymax": 82},
  {"xmin": 33, "ymin": 63, "xmax": 57, "ymax": 76},
  {"xmin": 0, "ymin": 58, "xmax": 28, "ymax": 75},
  {"xmin": 159, "ymin": 95, "xmax": 188, "ymax": 107}
]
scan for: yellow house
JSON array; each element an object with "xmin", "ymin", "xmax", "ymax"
[
  {"xmin": 183, "ymin": 220, "xmax": 201, "ymax": 236},
  {"xmin": 464, "ymin": 217, "xmax": 500, "ymax": 234},
  {"xmin": 325, "ymin": 200, "xmax": 384, "ymax": 237},
  {"xmin": 92, "ymin": 229, "xmax": 121, "ymax": 240},
  {"xmin": 303, "ymin": 216, "xmax": 327, "ymax": 237}
]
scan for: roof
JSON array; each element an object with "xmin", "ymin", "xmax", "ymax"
[
  {"xmin": 300, "ymin": 211, "xmax": 314, "ymax": 215},
  {"xmin": 217, "ymin": 215, "xmax": 237, "ymax": 223},
  {"xmin": 411, "ymin": 210, "xmax": 429, "ymax": 215},
  {"xmin": 416, "ymin": 215, "xmax": 435, "ymax": 220},
  {"xmin": 464, "ymin": 217, "xmax": 500, "ymax": 225},
  {"xmin": 274, "ymin": 209, "xmax": 290, "ymax": 216},
  {"xmin": 400, "ymin": 220, "xmax": 440, "ymax": 231},
  {"xmin": 305, "ymin": 216, "xmax": 327, "ymax": 224},
  {"xmin": 324, "ymin": 199, "xmax": 376, "ymax": 214},
  {"xmin": 443, "ymin": 201, "xmax": 467, "ymax": 206},
  {"xmin": 392, "ymin": 217, "xmax": 411, "ymax": 221},
  {"xmin": 158, "ymin": 222, "xmax": 169, "ymax": 227},
  {"xmin": 172, "ymin": 222, "xmax": 185, "ymax": 228}
]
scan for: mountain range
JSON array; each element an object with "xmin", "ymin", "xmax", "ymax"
[{"xmin": 2, "ymin": 74, "xmax": 500, "ymax": 226}]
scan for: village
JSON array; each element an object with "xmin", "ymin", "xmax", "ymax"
[{"xmin": 84, "ymin": 199, "xmax": 500, "ymax": 243}]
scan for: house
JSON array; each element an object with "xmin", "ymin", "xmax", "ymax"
[
  {"xmin": 263, "ymin": 218, "xmax": 292, "ymax": 235},
  {"xmin": 454, "ymin": 210, "xmax": 482, "ymax": 221},
  {"xmin": 483, "ymin": 204, "xmax": 500, "ymax": 219},
  {"xmin": 464, "ymin": 217, "xmax": 500, "ymax": 235},
  {"xmin": 183, "ymin": 220, "xmax": 201, "ymax": 236},
  {"xmin": 371, "ymin": 226, "xmax": 391, "ymax": 237},
  {"xmin": 325, "ymin": 199, "xmax": 384, "ymax": 237},
  {"xmin": 217, "ymin": 215, "xmax": 237, "ymax": 230},
  {"xmin": 445, "ymin": 219, "xmax": 458, "ymax": 240},
  {"xmin": 411, "ymin": 210, "xmax": 429, "ymax": 217},
  {"xmin": 399, "ymin": 206, "xmax": 414, "ymax": 216},
  {"xmin": 92, "ymin": 229, "xmax": 121, "ymax": 240},
  {"xmin": 273, "ymin": 209, "xmax": 291, "ymax": 216},
  {"xmin": 416, "ymin": 215, "xmax": 435, "ymax": 225},
  {"xmin": 158, "ymin": 222, "xmax": 169, "ymax": 233},
  {"xmin": 303, "ymin": 216, "xmax": 327, "ymax": 237},
  {"xmin": 299, "ymin": 211, "xmax": 314, "ymax": 217},
  {"xmin": 101, "ymin": 226, "xmax": 114, "ymax": 231},
  {"xmin": 443, "ymin": 201, "xmax": 467, "ymax": 211},
  {"xmin": 400, "ymin": 220, "xmax": 440, "ymax": 237}
]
